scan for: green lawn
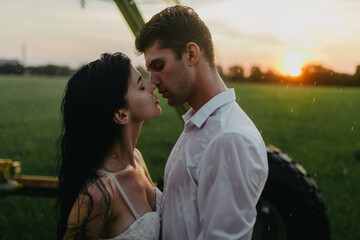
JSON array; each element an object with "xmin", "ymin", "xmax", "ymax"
[{"xmin": 0, "ymin": 75, "xmax": 359, "ymax": 239}]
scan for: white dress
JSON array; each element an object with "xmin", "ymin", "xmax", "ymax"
[{"xmin": 97, "ymin": 170, "xmax": 162, "ymax": 240}]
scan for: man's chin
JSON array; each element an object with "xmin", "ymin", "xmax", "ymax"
[{"xmin": 167, "ymin": 99, "xmax": 185, "ymax": 107}]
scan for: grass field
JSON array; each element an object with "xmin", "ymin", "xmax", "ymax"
[{"xmin": 0, "ymin": 75, "xmax": 359, "ymax": 239}]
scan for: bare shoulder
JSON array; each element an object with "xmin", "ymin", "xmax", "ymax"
[
  {"xmin": 87, "ymin": 176, "xmax": 114, "ymax": 203},
  {"xmin": 64, "ymin": 178, "xmax": 113, "ymax": 239}
]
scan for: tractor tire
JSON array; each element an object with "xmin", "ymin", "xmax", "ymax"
[{"xmin": 252, "ymin": 145, "xmax": 330, "ymax": 240}]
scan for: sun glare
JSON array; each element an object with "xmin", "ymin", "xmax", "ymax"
[{"xmin": 278, "ymin": 50, "xmax": 315, "ymax": 77}]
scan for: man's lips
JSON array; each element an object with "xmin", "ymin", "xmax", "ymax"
[
  {"xmin": 158, "ymin": 88, "xmax": 166, "ymax": 94},
  {"xmin": 157, "ymin": 88, "xmax": 168, "ymax": 98}
]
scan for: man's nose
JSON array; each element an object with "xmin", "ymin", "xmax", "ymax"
[
  {"xmin": 150, "ymin": 73, "xmax": 160, "ymax": 85},
  {"xmin": 144, "ymin": 81, "xmax": 156, "ymax": 92}
]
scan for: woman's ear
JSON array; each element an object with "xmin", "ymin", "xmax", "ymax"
[
  {"xmin": 185, "ymin": 42, "xmax": 200, "ymax": 66},
  {"xmin": 113, "ymin": 109, "xmax": 130, "ymax": 125}
]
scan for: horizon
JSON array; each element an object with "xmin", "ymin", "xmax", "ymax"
[{"xmin": 1, "ymin": 0, "xmax": 360, "ymax": 76}]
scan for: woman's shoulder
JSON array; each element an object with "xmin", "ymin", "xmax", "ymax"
[
  {"xmin": 81, "ymin": 176, "xmax": 115, "ymax": 206},
  {"xmin": 65, "ymin": 177, "xmax": 114, "ymax": 239}
]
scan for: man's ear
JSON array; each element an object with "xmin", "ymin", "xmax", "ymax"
[
  {"xmin": 185, "ymin": 42, "xmax": 200, "ymax": 66},
  {"xmin": 113, "ymin": 109, "xmax": 130, "ymax": 125}
]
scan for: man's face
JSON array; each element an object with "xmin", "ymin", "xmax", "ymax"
[{"xmin": 144, "ymin": 41, "xmax": 193, "ymax": 106}]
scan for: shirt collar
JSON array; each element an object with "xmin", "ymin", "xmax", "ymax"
[{"xmin": 182, "ymin": 89, "xmax": 236, "ymax": 129}]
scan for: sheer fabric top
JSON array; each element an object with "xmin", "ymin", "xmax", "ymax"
[{"xmin": 97, "ymin": 170, "xmax": 162, "ymax": 240}]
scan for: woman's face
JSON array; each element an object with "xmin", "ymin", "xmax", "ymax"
[{"xmin": 125, "ymin": 67, "xmax": 162, "ymax": 122}]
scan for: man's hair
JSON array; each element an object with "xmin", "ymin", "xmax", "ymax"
[{"xmin": 135, "ymin": 5, "xmax": 215, "ymax": 69}]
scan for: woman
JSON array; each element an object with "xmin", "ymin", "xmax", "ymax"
[{"xmin": 57, "ymin": 52, "xmax": 162, "ymax": 240}]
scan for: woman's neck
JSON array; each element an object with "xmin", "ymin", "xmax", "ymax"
[{"xmin": 101, "ymin": 122, "xmax": 142, "ymax": 172}]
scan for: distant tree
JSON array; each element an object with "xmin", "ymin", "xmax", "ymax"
[
  {"xmin": 263, "ymin": 70, "xmax": 281, "ymax": 84},
  {"xmin": 26, "ymin": 64, "xmax": 73, "ymax": 76},
  {"xmin": 300, "ymin": 64, "xmax": 333, "ymax": 85},
  {"xmin": 0, "ymin": 63, "xmax": 24, "ymax": 75},
  {"xmin": 228, "ymin": 65, "xmax": 245, "ymax": 82},
  {"xmin": 355, "ymin": 65, "xmax": 360, "ymax": 76},
  {"xmin": 249, "ymin": 66, "xmax": 263, "ymax": 82},
  {"xmin": 353, "ymin": 65, "xmax": 360, "ymax": 86},
  {"xmin": 299, "ymin": 64, "xmax": 356, "ymax": 86},
  {"xmin": 216, "ymin": 64, "xmax": 224, "ymax": 78}
]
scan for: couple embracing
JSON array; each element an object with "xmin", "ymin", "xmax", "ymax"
[{"xmin": 57, "ymin": 6, "xmax": 268, "ymax": 240}]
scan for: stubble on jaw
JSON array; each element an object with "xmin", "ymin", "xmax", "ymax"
[{"xmin": 166, "ymin": 60, "xmax": 193, "ymax": 107}]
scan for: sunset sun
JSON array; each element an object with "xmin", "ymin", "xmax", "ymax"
[{"xmin": 278, "ymin": 50, "xmax": 315, "ymax": 77}]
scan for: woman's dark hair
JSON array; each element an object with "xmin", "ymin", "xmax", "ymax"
[
  {"xmin": 135, "ymin": 5, "xmax": 215, "ymax": 69},
  {"xmin": 56, "ymin": 52, "xmax": 131, "ymax": 239}
]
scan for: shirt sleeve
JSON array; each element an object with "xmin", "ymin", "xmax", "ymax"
[{"xmin": 197, "ymin": 131, "xmax": 268, "ymax": 240}]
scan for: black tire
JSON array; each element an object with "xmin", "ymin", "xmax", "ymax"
[{"xmin": 252, "ymin": 145, "xmax": 330, "ymax": 240}]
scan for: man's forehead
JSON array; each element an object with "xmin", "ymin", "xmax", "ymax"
[{"xmin": 144, "ymin": 42, "xmax": 164, "ymax": 66}]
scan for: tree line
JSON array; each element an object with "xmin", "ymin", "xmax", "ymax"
[
  {"xmin": 0, "ymin": 62, "xmax": 75, "ymax": 76},
  {"xmin": 218, "ymin": 64, "xmax": 360, "ymax": 87},
  {"xmin": 1, "ymin": 61, "xmax": 360, "ymax": 87}
]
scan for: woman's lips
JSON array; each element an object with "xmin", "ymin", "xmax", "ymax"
[{"xmin": 154, "ymin": 95, "xmax": 160, "ymax": 105}]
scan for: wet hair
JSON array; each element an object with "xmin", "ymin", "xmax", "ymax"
[
  {"xmin": 135, "ymin": 5, "xmax": 215, "ymax": 69},
  {"xmin": 56, "ymin": 52, "xmax": 131, "ymax": 239}
]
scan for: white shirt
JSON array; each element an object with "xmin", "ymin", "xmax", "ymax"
[{"xmin": 161, "ymin": 89, "xmax": 268, "ymax": 240}]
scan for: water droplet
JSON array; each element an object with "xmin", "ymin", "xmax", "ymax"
[
  {"xmin": 312, "ymin": 97, "xmax": 316, "ymax": 102},
  {"xmin": 340, "ymin": 89, "xmax": 343, "ymax": 93},
  {"xmin": 291, "ymin": 108, "xmax": 294, "ymax": 113},
  {"xmin": 351, "ymin": 126, "xmax": 354, "ymax": 131}
]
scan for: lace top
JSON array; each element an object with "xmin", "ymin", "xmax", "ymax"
[{"xmin": 97, "ymin": 170, "xmax": 162, "ymax": 240}]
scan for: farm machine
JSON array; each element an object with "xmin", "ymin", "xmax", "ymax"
[{"xmin": 0, "ymin": 0, "xmax": 330, "ymax": 239}]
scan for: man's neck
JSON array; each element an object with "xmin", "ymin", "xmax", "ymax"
[{"xmin": 189, "ymin": 69, "xmax": 228, "ymax": 112}]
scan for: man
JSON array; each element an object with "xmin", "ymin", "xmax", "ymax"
[{"xmin": 135, "ymin": 5, "xmax": 268, "ymax": 240}]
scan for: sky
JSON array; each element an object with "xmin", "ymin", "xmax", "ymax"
[{"xmin": 1, "ymin": 0, "xmax": 360, "ymax": 76}]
